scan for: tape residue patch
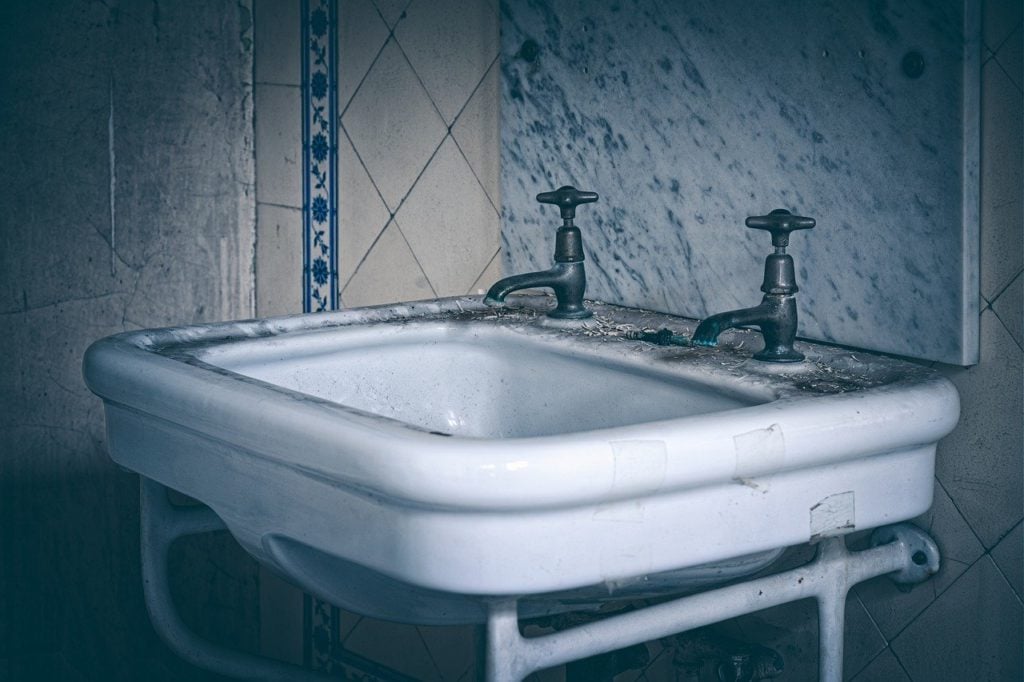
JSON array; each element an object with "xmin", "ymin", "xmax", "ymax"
[
  {"xmin": 732, "ymin": 424, "xmax": 786, "ymax": 481},
  {"xmin": 810, "ymin": 491, "xmax": 856, "ymax": 540}
]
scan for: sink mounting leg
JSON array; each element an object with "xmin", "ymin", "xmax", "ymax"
[{"xmin": 483, "ymin": 526, "xmax": 939, "ymax": 682}]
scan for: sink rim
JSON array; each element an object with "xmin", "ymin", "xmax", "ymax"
[{"xmin": 84, "ymin": 295, "xmax": 960, "ymax": 514}]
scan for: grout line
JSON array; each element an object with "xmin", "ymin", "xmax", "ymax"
[
  {"xmin": 339, "ymin": 216, "xmax": 393, "ymax": 294},
  {"xmin": 854, "ymin": 591, "xmax": 888, "ymax": 646},
  {"xmin": 934, "ymin": 476, "xmax": 989, "ymax": 552},
  {"xmin": 468, "ymin": 247, "xmax": 502, "ymax": 294},
  {"xmin": 450, "ymin": 55, "xmax": 502, "ymax": 213},
  {"xmin": 256, "ymin": 200, "xmax": 303, "ymax": 211},
  {"xmin": 392, "ymin": 218, "xmax": 439, "ymax": 298},
  {"xmin": 392, "ymin": 30, "xmax": 452, "ymax": 126},
  {"xmin": 450, "ymin": 52, "xmax": 501, "ymax": 129},
  {"xmin": 990, "ymin": 20, "xmax": 1023, "ymax": 60},
  {"xmin": 338, "ymin": 32, "xmax": 391, "ymax": 121},
  {"xmin": 992, "ymin": 52, "xmax": 1024, "ymax": 94}
]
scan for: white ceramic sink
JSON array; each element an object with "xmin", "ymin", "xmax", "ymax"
[{"xmin": 83, "ymin": 295, "xmax": 959, "ymax": 624}]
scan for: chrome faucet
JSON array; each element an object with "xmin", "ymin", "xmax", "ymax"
[
  {"xmin": 692, "ymin": 209, "xmax": 816, "ymax": 362},
  {"xmin": 484, "ymin": 185, "xmax": 598, "ymax": 319}
]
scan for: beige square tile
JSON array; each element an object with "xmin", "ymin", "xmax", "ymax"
[
  {"xmin": 469, "ymin": 248, "xmax": 503, "ymax": 294},
  {"xmin": 339, "ymin": 0, "xmax": 390, "ymax": 111},
  {"xmin": 991, "ymin": 520, "xmax": 1023, "ymax": 598},
  {"xmin": 395, "ymin": 137, "xmax": 500, "ymax": 296},
  {"xmin": 992, "ymin": 270, "xmax": 1022, "ymax": 347},
  {"xmin": 254, "ymin": 0, "xmax": 300, "ymax": 85},
  {"xmin": 343, "ymin": 616, "xmax": 442, "ymax": 681},
  {"xmin": 255, "ymin": 84, "xmax": 302, "ymax": 208},
  {"xmin": 891, "ymin": 556, "xmax": 1023, "ymax": 680},
  {"xmin": 255, "ymin": 203, "xmax": 302, "ymax": 316},
  {"xmin": 936, "ymin": 310, "xmax": 1024, "ymax": 548},
  {"xmin": 453, "ymin": 60, "xmax": 500, "ymax": 209},
  {"xmin": 342, "ymin": 39, "xmax": 447, "ymax": 211},
  {"xmin": 341, "ymin": 222, "xmax": 434, "ymax": 306},
  {"xmin": 395, "ymin": 0, "xmax": 498, "ymax": 124},
  {"xmin": 854, "ymin": 479, "xmax": 985, "ymax": 639},
  {"xmin": 850, "ymin": 647, "xmax": 910, "ymax": 682},
  {"xmin": 981, "ymin": 58, "xmax": 1023, "ymax": 299},
  {"xmin": 338, "ymin": 131, "xmax": 390, "ymax": 286}
]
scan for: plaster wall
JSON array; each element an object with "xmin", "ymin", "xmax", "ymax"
[{"xmin": 0, "ymin": 1, "xmax": 258, "ymax": 678}]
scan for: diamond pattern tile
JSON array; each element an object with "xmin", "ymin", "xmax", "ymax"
[
  {"xmin": 996, "ymin": 24, "xmax": 1023, "ymax": 90},
  {"xmin": 984, "ymin": 0, "xmax": 1023, "ymax": 51},
  {"xmin": 453, "ymin": 59, "xmax": 500, "ymax": 209},
  {"xmin": 936, "ymin": 310, "xmax": 1024, "ymax": 549},
  {"xmin": 469, "ymin": 248, "xmax": 502, "ymax": 294},
  {"xmin": 341, "ymin": 222, "xmax": 434, "ymax": 307},
  {"xmin": 343, "ymin": 616, "xmax": 442, "ymax": 681},
  {"xmin": 338, "ymin": 130, "xmax": 390, "ymax": 286},
  {"xmin": 339, "ymin": 0, "xmax": 390, "ymax": 111},
  {"xmin": 372, "ymin": 0, "xmax": 412, "ymax": 29},
  {"xmin": 395, "ymin": 137, "xmax": 500, "ymax": 296},
  {"xmin": 416, "ymin": 624, "xmax": 477, "ymax": 682},
  {"xmin": 850, "ymin": 648, "xmax": 910, "ymax": 682},
  {"xmin": 992, "ymin": 269, "xmax": 1022, "ymax": 347},
  {"xmin": 854, "ymin": 480, "xmax": 985, "ymax": 639},
  {"xmin": 395, "ymin": 0, "xmax": 499, "ymax": 124},
  {"xmin": 342, "ymin": 38, "xmax": 447, "ymax": 211},
  {"xmin": 991, "ymin": 520, "xmax": 1023, "ymax": 599},
  {"xmin": 980, "ymin": 58, "xmax": 1023, "ymax": 299},
  {"xmin": 891, "ymin": 556, "xmax": 1023, "ymax": 680}
]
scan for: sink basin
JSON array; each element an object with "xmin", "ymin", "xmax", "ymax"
[{"xmin": 83, "ymin": 295, "xmax": 959, "ymax": 625}]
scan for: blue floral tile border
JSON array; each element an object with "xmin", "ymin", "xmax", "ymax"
[
  {"xmin": 302, "ymin": 0, "xmax": 338, "ymax": 313},
  {"xmin": 301, "ymin": 0, "xmax": 341, "ymax": 671}
]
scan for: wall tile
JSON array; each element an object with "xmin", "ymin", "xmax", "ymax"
[
  {"xmin": 394, "ymin": 138, "xmax": 500, "ymax": 296},
  {"xmin": 992, "ymin": 270, "xmax": 1022, "ymax": 347},
  {"xmin": 254, "ymin": 0, "xmax": 300, "ymax": 85},
  {"xmin": 255, "ymin": 84, "xmax": 302, "ymax": 208},
  {"xmin": 469, "ymin": 249, "xmax": 503, "ymax": 294},
  {"xmin": 342, "ymin": 39, "xmax": 447, "ymax": 211},
  {"xmin": 453, "ymin": 60, "xmax": 501, "ymax": 209},
  {"xmin": 338, "ymin": 132, "xmax": 390, "ymax": 287},
  {"xmin": 396, "ymin": 0, "xmax": 498, "ymax": 125},
  {"xmin": 343, "ymin": 617, "xmax": 442, "ymax": 681},
  {"xmin": 991, "ymin": 520, "xmax": 1023, "ymax": 599},
  {"xmin": 936, "ymin": 310, "xmax": 1024, "ymax": 549},
  {"xmin": 854, "ymin": 480, "xmax": 985, "ymax": 639},
  {"xmin": 983, "ymin": 0, "xmax": 1023, "ymax": 51},
  {"xmin": 255, "ymin": 203, "xmax": 303, "ymax": 316},
  {"xmin": 416, "ymin": 624, "xmax": 478, "ymax": 682},
  {"xmin": 341, "ymin": 223, "xmax": 434, "ymax": 306},
  {"xmin": 891, "ymin": 556, "xmax": 1023, "ymax": 680},
  {"xmin": 372, "ymin": 0, "xmax": 412, "ymax": 29},
  {"xmin": 980, "ymin": 58, "xmax": 1023, "ymax": 299},
  {"xmin": 850, "ymin": 647, "xmax": 910, "ymax": 682},
  {"xmin": 339, "ymin": 0, "xmax": 390, "ymax": 111},
  {"xmin": 996, "ymin": 24, "xmax": 1022, "ymax": 90}
]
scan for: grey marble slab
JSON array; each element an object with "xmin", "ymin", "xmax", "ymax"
[{"xmin": 500, "ymin": 0, "xmax": 979, "ymax": 364}]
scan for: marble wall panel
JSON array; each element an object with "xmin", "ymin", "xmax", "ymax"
[{"xmin": 501, "ymin": 0, "xmax": 979, "ymax": 364}]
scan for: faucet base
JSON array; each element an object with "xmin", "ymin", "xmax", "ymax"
[
  {"xmin": 548, "ymin": 305, "xmax": 593, "ymax": 320},
  {"xmin": 754, "ymin": 347, "xmax": 805, "ymax": 363}
]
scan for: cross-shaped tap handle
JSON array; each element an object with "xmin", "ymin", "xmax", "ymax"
[
  {"xmin": 536, "ymin": 185, "xmax": 599, "ymax": 221},
  {"xmin": 746, "ymin": 209, "xmax": 816, "ymax": 249}
]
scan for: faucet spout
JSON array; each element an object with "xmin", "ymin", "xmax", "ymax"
[
  {"xmin": 692, "ymin": 296, "xmax": 804, "ymax": 362},
  {"xmin": 483, "ymin": 262, "xmax": 591, "ymax": 319}
]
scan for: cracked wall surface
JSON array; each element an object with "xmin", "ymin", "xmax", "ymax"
[{"xmin": 0, "ymin": 1, "xmax": 257, "ymax": 678}]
